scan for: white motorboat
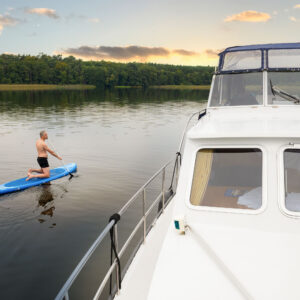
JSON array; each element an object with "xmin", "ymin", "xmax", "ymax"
[{"xmin": 56, "ymin": 43, "xmax": 300, "ymax": 300}]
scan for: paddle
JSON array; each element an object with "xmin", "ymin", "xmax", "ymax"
[{"xmin": 47, "ymin": 140, "xmax": 75, "ymax": 179}]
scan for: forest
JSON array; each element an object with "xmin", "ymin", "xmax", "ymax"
[{"xmin": 0, "ymin": 54, "xmax": 214, "ymax": 88}]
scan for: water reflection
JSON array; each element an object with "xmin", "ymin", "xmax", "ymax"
[
  {"xmin": 0, "ymin": 88, "xmax": 209, "ymax": 112},
  {"xmin": 36, "ymin": 185, "xmax": 55, "ymax": 223}
]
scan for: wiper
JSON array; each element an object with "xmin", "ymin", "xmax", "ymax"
[{"xmin": 270, "ymin": 80, "xmax": 300, "ymax": 104}]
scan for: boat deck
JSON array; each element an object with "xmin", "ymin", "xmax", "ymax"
[{"xmin": 114, "ymin": 200, "xmax": 174, "ymax": 300}]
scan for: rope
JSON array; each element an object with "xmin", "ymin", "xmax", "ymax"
[{"xmin": 109, "ymin": 213, "xmax": 121, "ymax": 294}]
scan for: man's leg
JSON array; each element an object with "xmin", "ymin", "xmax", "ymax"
[
  {"xmin": 26, "ymin": 168, "xmax": 50, "ymax": 181},
  {"xmin": 28, "ymin": 168, "xmax": 43, "ymax": 173},
  {"xmin": 28, "ymin": 168, "xmax": 43, "ymax": 177}
]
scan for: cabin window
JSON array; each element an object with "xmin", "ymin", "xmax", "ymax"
[
  {"xmin": 190, "ymin": 148, "xmax": 262, "ymax": 210},
  {"xmin": 268, "ymin": 49, "xmax": 300, "ymax": 69},
  {"xmin": 284, "ymin": 149, "xmax": 300, "ymax": 212},
  {"xmin": 222, "ymin": 50, "xmax": 262, "ymax": 71},
  {"xmin": 210, "ymin": 73, "xmax": 263, "ymax": 107}
]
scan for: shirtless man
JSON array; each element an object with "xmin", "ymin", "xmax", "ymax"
[{"xmin": 26, "ymin": 130, "xmax": 62, "ymax": 181}]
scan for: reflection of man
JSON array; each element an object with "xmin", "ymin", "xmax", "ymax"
[
  {"xmin": 26, "ymin": 130, "xmax": 62, "ymax": 181},
  {"xmin": 229, "ymin": 76, "xmax": 258, "ymax": 106}
]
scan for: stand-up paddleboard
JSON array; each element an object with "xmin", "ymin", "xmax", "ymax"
[{"xmin": 0, "ymin": 163, "xmax": 77, "ymax": 195}]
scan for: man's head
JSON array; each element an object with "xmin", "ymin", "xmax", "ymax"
[{"xmin": 40, "ymin": 130, "xmax": 48, "ymax": 140}]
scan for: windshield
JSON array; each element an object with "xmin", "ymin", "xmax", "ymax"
[
  {"xmin": 268, "ymin": 72, "xmax": 300, "ymax": 105},
  {"xmin": 209, "ymin": 73, "xmax": 263, "ymax": 107}
]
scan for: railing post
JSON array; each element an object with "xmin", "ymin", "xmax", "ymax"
[
  {"xmin": 142, "ymin": 189, "xmax": 146, "ymax": 243},
  {"xmin": 161, "ymin": 168, "xmax": 165, "ymax": 213},
  {"xmin": 64, "ymin": 292, "xmax": 69, "ymax": 300},
  {"xmin": 114, "ymin": 224, "xmax": 120, "ymax": 295},
  {"xmin": 175, "ymin": 157, "xmax": 179, "ymax": 188}
]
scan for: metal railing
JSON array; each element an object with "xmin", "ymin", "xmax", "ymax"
[
  {"xmin": 55, "ymin": 156, "xmax": 180, "ymax": 300},
  {"xmin": 55, "ymin": 110, "xmax": 203, "ymax": 300}
]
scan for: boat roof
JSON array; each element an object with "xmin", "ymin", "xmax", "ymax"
[
  {"xmin": 188, "ymin": 107, "xmax": 300, "ymax": 139},
  {"xmin": 217, "ymin": 42, "xmax": 300, "ymax": 73},
  {"xmin": 220, "ymin": 42, "xmax": 300, "ymax": 55}
]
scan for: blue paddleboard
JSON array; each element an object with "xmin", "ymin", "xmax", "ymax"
[{"xmin": 0, "ymin": 163, "xmax": 77, "ymax": 195}]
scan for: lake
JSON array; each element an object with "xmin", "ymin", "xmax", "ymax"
[{"xmin": 0, "ymin": 88, "xmax": 208, "ymax": 300}]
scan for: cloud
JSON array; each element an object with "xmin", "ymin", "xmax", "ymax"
[
  {"xmin": 88, "ymin": 18, "xmax": 100, "ymax": 23},
  {"xmin": 25, "ymin": 8, "xmax": 59, "ymax": 19},
  {"xmin": 225, "ymin": 10, "xmax": 271, "ymax": 23},
  {"xmin": 0, "ymin": 14, "xmax": 19, "ymax": 34},
  {"xmin": 173, "ymin": 49, "xmax": 197, "ymax": 56},
  {"xmin": 59, "ymin": 45, "xmax": 199, "ymax": 61},
  {"xmin": 203, "ymin": 49, "xmax": 225, "ymax": 59},
  {"xmin": 204, "ymin": 49, "xmax": 220, "ymax": 59},
  {"xmin": 65, "ymin": 14, "xmax": 100, "ymax": 24}
]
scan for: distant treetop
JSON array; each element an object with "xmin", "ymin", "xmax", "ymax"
[{"xmin": 0, "ymin": 54, "xmax": 214, "ymax": 88}]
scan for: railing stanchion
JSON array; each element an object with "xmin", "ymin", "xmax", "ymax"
[
  {"xmin": 175, "ymin": 157, "xmax": 179, "ymax": 188},
  {"xmin": 143, "ymin": 189, "xmax": 146, "ymax": 243},
  {"xmin": 64, "ymin": 292, "xmax": 69, "ymax": 300},
  {"xmin": 162, "ymin": 168, "xmax": 166, "ymax": 213},
  {"xmin": 114, "ymin": 224, "xmax": 120, "ymax": 295}
]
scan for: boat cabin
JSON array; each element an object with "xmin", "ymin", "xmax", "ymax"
[{"xmin": 147, "ymin": 43, "xmax": 300, "ymax": 300}]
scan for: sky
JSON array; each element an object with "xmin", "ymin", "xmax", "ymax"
[{"xmin": 0, "ymin": 0, "xmax": 300, "ymax": 66}]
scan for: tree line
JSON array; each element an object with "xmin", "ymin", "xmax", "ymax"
[{"xmin": 0, "ymin": 54, "xmax": 214, "ymax": 88}]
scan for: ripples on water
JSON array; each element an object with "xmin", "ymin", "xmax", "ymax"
[{"xmin": 0, "ymin": 88, "xmax": 208, "ymax": 300}]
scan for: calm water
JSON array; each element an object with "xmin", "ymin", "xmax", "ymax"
[{"xmin": 0, "ymin": 88, "xmax": 208, "ymax": 300}]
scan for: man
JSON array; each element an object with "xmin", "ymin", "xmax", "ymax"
[{"xmin": 26, "ymin": 130, "xmax": 62, "ymax": 181}]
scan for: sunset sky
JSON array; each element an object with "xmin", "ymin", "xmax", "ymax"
[{"xmin": 0, "ymin": 0, "xmax": 300, "ymax": 66}]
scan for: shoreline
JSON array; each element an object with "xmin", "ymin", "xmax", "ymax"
[
  {"xmin": 0, "ymin": 84, "xmax": 96, "ymax": 91},
  {"xmin": 0, "ymin": 84, "xmax": 210, "ymax": 91},
  {"xmin": 115, "ymin": 85, "xmax": 210, "ymax": 90}
]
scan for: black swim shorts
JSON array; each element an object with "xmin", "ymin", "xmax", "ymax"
[{"xmin": 37, "ymin": 157, "xmax": 49, "ymax": 168}]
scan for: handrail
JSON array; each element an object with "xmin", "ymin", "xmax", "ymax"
[
  {"xmin": 55, "ymin": 220, "xmax": 115, "ymax": 300},
  {"xmin": 118, "ymin": 159, "xmax": 174, "ymax": 216},
  {"xmin": 178, "ymin": 110, "xmax": 205, "ymax": 154},
  {"xmin": 55, "ymin": 157, "xmax": 179, "ymax": 300}
]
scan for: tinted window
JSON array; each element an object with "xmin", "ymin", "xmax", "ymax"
[
  {"xmin": 284, "ymin": 149, "xmax": 300, "ymax": 212},
  {"xmin": 190, "ymin": 149, "xmax": 262, "ymax": 209}
]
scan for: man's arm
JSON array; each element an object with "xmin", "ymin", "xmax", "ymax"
[{"xmin": 44, "ymin": 143, "xmax": 62, "ymax": 160}]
